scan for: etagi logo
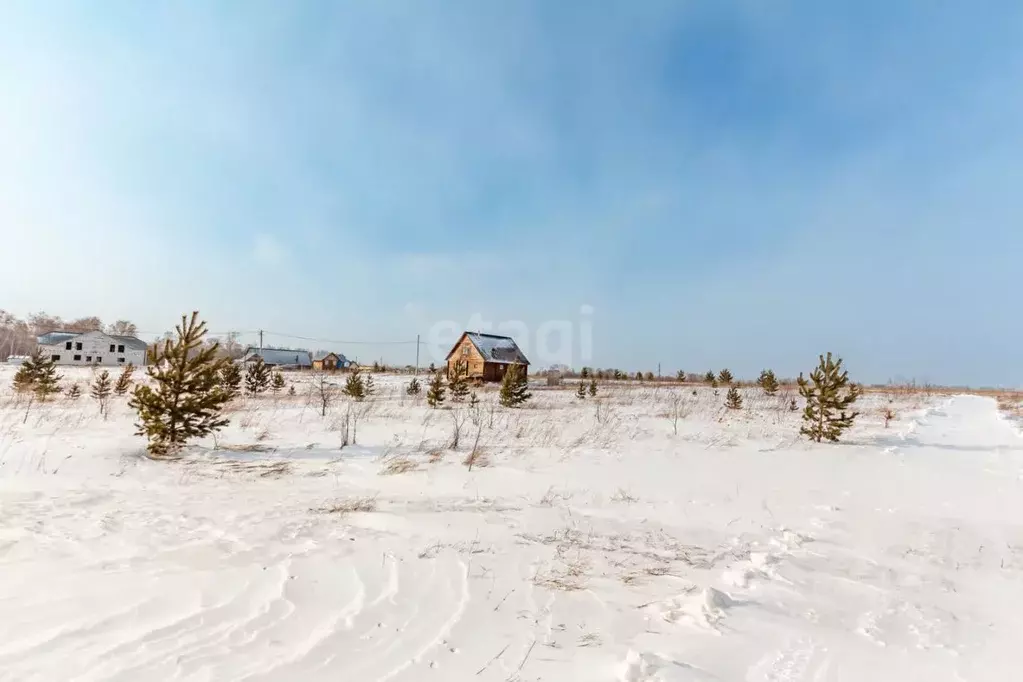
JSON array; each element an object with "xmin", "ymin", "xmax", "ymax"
[{"xmin": 424, "ymin": 305, "xmax": 594, "ymax": 369}]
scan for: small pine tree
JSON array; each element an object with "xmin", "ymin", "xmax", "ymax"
[
  {"xmin": 718, "ymin": 368, "xmax": 734, "ymax": 385},
  {"xmin": 13, "ymin": 353, "xmax": 39, "ymax": 393},
  {"xmin": 725, "ymin": 386, "xmax": 743, "ymax": 410},
  {"xmin": 758, "ymin": 369, "xmax": 779, "ymax": 396},
  {"xmin": 219, "ymin": 362, "xmax": 242, "ymax": 399},
  {"xmin": 245, "ymin": 358, "xmax": 271, "ymax": 395},
  {"xmin": 576, "ymin": 381, "xmax": 587, "ymax": 399},
  {"xmin": 613, "ymin": 369, "xmax": 623, "ymax": 381},
  {"xmin": 500, "ymin": 364, "xmax": 531, "ymax": 408},
  {"xmin": 288, "ymin": 384, "xmax": 296, "ymax": 397},
  {"xmin": 581, "ymin": 367, "xmax": 590, "ymax": 379},
  {"xmin": 588, "ymin": 378, "xmax": 598, "ymax": 397},
  {"xmin": 114, "ymin": 363, "xmax": 135, "ymax": 396},
  {"xmin": 344, "ymin": 367, "xmax": 366, "ymax": 400},
  {"xmin": 676, "ymin": 369, "xmax": 686, "ymax": 383},
  {"xmin": 406, "ymin": 377, "xmax": 422, "ymax": 396},
  {"xmin": 372, "ymin": 360, "xmax": 381, "ymax": 372},
  {"xmin": 91, "ymin": 370, "xmax": 113, "ymax": 417},
  {"xmin": 449, "ymin": 365, "xmax": 470, "ymax": 402},
  {"xmin": 469, "ymin": 391, "xmax": 479, "ymax": 408},
  {"xmin": 271, "ymin": 371, "xmax": 286, "ymax": 395},
  {"xmin": 364, "ymin": 372, "xmax": 376, "ymax": 396},
  {"xmin": 645, "ymin": 371, "xmax": 655, "ymax": 381},
  {"xmin": 797, "ymin": 352, "xmax": 862, "ymax": 443},
  {"xmin": 66, "ymin": 384, "xmax": 81, "ymax": 400},
  {"xmin": 428, "ymin": 362, "xmax": 436, "ymax": 373},
  {"xmin": 33, "ymin": 355, "xmax": 62, "ymax": 402},
  {"xmin": 789, "ymin": 397, "xmax": 798, "ymax": 412},
  {"xmin": 635, "ymin": 371, "xmax": 644, "ymax": 381},
  {"xmin": 426, "ymin": 372, "xmax": 446, "ymax": 408},
  {"xmin": 704, "ymin": 370, "xmax": 715, "ymax": 383},
  {"xmin": 129, "ymin": 312, "xmax": 231, "ymax": 458}
]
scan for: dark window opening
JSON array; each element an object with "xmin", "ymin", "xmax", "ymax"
[
  {"xmin": 85, "ymin": 356, "xmax": 92, "ymax": 362},
  {"xmin": 118, "ymin": 357, "xmax": 125, "ymax": 363},
  {"xmin": 73, "ymin": 355, "xmax": 81, "ymax": 361},
  {"xmin": 109, "ymin": 344, "xmax": 115, "ymax": 352},
  {"xmin": 96, "ymin": 357, "xmax": 102, "ymax": 363},
  {"xmin": 75, "ymin": 342, "xmax": 82, "ymax": 351},
  {"xmin": 51, "ymin": 354, "xmax": 60, "ymax": 362},
  {"xmin": 117, "ymin": 344, "xmax": 125, "ymax": 353},
  {"xmin": 65, "ymin": 341, "xmax": 72, "ymax": 350}
]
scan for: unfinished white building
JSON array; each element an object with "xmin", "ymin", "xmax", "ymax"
[{"xmin": 36, "ymin": 331, "xmax": 148, "ymax": 367}]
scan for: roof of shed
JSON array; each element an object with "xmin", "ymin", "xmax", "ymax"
[
  {"xmin": 242, "ymin": 347, "xmax": 312, "ymax": 367},
  {"xmin": 37, "ymin": 331, "xmax": 80, "ymax": 346}
]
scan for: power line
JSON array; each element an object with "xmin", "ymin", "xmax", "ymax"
[{"xmin": 261, "ymin": 330, "xmax": 420, "ymax": 346}]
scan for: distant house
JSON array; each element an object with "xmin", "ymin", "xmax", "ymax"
[
  {"xmin": 36, "ymin": 330, "xmax": 148, "ymax": 367},
  {"xmin": 445, "ymin": 331, "xmax": 529, "ymax": 382},
  {"xmin": 312, "ymin": 351, "xmax": 350, "ymax": 371},
  {"xmin": 241, "ymin": 347, "xmax": 312, "ymax": 369}
]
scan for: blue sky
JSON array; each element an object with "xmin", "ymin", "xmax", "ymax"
[{"xmin": 1, "ymin": 2, "xmax": 1021, "ymax": 386}]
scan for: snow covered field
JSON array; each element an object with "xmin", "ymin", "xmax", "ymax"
[{"xmin": 1, "ymin": 366, "xmax": 1022, "ymax": 681}]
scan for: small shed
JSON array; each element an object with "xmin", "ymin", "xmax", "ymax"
[
  {"xmin": 445, "ymin": 331, "xmax": 530, "ymax": 383},
  {"xmin": 241, "ymin": 347, "xmax": 312, "ymax": 369}
]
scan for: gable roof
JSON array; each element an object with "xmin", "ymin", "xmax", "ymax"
[
  {"xmin": 447, "ymin": 332, "xmax": 529, "ymax": 365},
  {"xmin": 37, "ymin": 331, "xmax": 80, "ymax": 346},
  {"xmin": 242, "ymin": 347, "xmax": 312, "ymax": 367},
  {"xmin": 36, "ymin": 330, "xmax": 146, "ymax": 351},
  {"xmin": 312, "ymin": 351, "xmax": 339, "ymax": 361},
  {"xmin": 110, "ymin": 335, "xmax": 148, "ymax": 351}
]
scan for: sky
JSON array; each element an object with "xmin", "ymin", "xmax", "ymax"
[{"xmin": 1, "ymin": 1, "xmax": 1021, "ymax": 386}]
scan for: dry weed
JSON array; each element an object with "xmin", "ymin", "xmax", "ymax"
[{"xmin": 317, "ymin": 496, "xmax": 378, "ymax": 515}]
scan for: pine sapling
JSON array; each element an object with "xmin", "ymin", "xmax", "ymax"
[
  {"xmin": 33, "ymin": 355, "xmax": 62, "ymax": 402},
  {"xmin": 219, "ymin": 362, "xmax": 242, "ymax": 399},
  {"xmin": 718, "ymin": 368, "xmax": 734, "ymax": 385},
  {"xmin": 758, "ymin": 369, "xmax": 779, "ymax": 396},
  {"xmin": 449, "ymin": 364, "xmax": 470, "ymax": 402},
  {"xmin": 245, "ymin": 357, "xmax": 271, "ymax": 395},
  {"xmin": 676, "ymin": 370, "xmax": 686, "ymax": 383},
  {"xmin": 469, "ymin": 391, "xmax": 479, "ymax": 408},
  {"xmin": 576, "ymin": 381, "xmax": 587, "ymax": 399},
  {"xmin": 427, "ymin": 372, "xmax": 446, "ymax": 408},
  {"xmin": 271, "ymin": 371, "xmax": 286, "ymax": 395},
  {"xmin": 288, "ymin": 385, "xmax": 296, "ymax": 397},
  {"xmin": 797, "ymin": 352, "xmax": 862, "ymax": 443},
  {"xmin": 406, "ymin": 377, "xmax": 422, "ymax": 396},
  {"xmin": 499, "ymin": 364, "xmax": 531, "ymax": 408},
  {"xmin": 364, "ymin": 373, "xmax": 376, "ymax": 396},
  {"xmin": 884, "ymin": 407, "xmax": 896, "ymax": 428},
  {"xmin": 129, "ymin": 311, "xmax": 232, "ymax": 458},
  {"xmin": 789, "ymin": 397, "xmax": 798, "ymax": 412},
  {"xmin": 91, "ymin": 370, "xmax": 113, "ymax": 417},
  {"xmin": 725, "ymin": 386, "xmax": 743, "ymax": 410},
  {"xmin": 114, "ymin": 363, "xmax": 135, "ymax": 396},
  {"xmin": 66, "ymin": 384, "xmax": 82, "ymax": 400},
  {"xmin": 344, "ymin": 367, "xmax": 366, "ymax": 400},
  {"xmin": 588, "ymin": 378, "xmax": 598, "ymax": 397},
  {"xmin": 13, "ymin": 354, "xmax": 38, "ymax": 393},
  {"xmin": 635, "ymin": 371, "xmax": 644, "ymax": 381}
]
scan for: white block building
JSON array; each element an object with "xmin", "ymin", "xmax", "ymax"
[{"xmin": 36, "ymin": 331, "xmax": 148, "ymax": 367}]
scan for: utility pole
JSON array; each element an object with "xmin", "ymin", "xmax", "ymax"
[
  {"xmin": 259, "ymin": 330, "xmax": 263, "ymax": 353},
  {"xmin": 657, "ymin": 362, "xmax": 661, "ymax": 379},
  {"xmin": 415, "ymin": 334, "xmax": 420, "ymax": 377}
]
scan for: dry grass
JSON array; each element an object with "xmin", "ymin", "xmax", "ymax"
[
  {"xmin": 316, "ymin": 496, "xmax": 378, "ymax": 515},
  {"xmin": 379, "ymin": 454, "xmax": 419, "ymax": 475},
  {"xmin": 462, "ymin": 447, "xmax": 491, "ymax": 470}
]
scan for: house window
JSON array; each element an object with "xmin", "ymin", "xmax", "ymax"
[
  {"xmin": 85, "ymin": 356, "xmax": 92, "ymax": 362},
  {"xmin": 51, "ymin": 354, "xmax": 60, "ymax": 362},
  {"xmin": 117, "ymin": 344, "xmax": 125, "ymax": 353},
  {"xmin": 75, "ymin": 342, "xmax": 82, "ymax": 350},
  {"xmin": 96, "ymin": 357, "xmax": 102, "ymax": 363},
  {"xmin": 74, "ymin": 355, "xmax": 81, "ymax": 361},
  {"xmin": 118, "ymin": 357, "xmax": 125, "ymax": 363},
  {"xmin": 65, "ymin": 341, "xmax": 72, "ymax": 350},
  {"xmin": 109, "ymin": 344, "xmax": 115, "ymax": 352}
]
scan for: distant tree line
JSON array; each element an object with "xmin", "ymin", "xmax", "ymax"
[{"xmin": 0, "ymin": 310, "xmax": 139, "ymax": 360}]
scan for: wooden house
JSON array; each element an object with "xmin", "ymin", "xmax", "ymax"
[
  {"xmin": 312, "ymin": 351, "xmax": 348, "ymax": 371},
  {"xmin": 445, "ymin": 331, "xmax": 529, "ymax": 382}
]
